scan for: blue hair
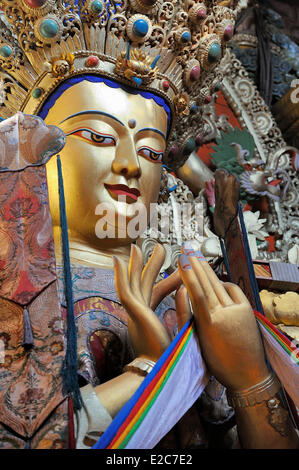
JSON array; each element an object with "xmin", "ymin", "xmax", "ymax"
[{"xmin": 38, "ymin": 74, "xmax": 172, "ymax": 134}]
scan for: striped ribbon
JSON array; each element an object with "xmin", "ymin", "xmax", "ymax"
[
  {"xmin": 93, "ymin": 311, "xmax": 298, "ymax": 449},
  {"xmin": 93, "ymin": 318, "xmax": 196, "ymax": 449},
  {"xmin": 254, "ymin": 310, "xmax": 299, "ymax": 365}
]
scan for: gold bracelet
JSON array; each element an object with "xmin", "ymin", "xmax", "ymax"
[
  {"xmin": 123, "ymin": 358, "xmax": 156, "ymax": 377},
  {"xmin": 227, "ymin": 373, "xmax": 281, "ymax": 409}
]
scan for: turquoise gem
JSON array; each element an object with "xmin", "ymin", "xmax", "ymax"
[
  {"xmin": 132, "ymin": 19, "xmax": 149, "ymax": 38},
  {"xmin": 183, "ymin": 138, "xmax": 196, "ymax": 156},
  {"xmin": 32, "ymin": 87, "xmax": 43, "ymax": 99},
  {"xmin": 133, "ymin": 76, "xmax": 142, "ymax": 86},
  {"xmin": 91, "ymin": 0, "xmax": 103, "ymax": 13},
  {"xmin": 39, "ymin": 19, "xmax": 59, "ymax": 39},
  {"xmin": 208, "ymin": 43, "xmax": 221, "ymax": 63},
  {"xmin": 181, "ymin": 31, "xmax": 191, "ymax": 43},
  {"xmin": 0, "ymin": 45, "xmax": 12, "ymax": 58}
]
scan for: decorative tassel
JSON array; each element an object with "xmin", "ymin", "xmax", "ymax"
[
  {"xmin": 24, "ymin": 439, "xmax": 31, "ymax": 449},
  {"xmin": 57, "ymin": 155, "xmax": 82, "ymax": 411},
  {"xmin": 22, "ymin": 308, "xmax": 34, "ymax": 348}
]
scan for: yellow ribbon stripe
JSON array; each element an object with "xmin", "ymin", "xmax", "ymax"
[{"xmin": 111, "ymin": 324, "xmax": 194, "ymax": 449}]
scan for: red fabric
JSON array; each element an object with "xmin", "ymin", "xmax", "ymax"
[
  {"xmin": 68, "ymin": 397, "xmax": 76, "ymax": 449},
  {"xmin": 90, "ymin": 332, "xmax": 106, "ymax": 380},
  {"xmin": 243, "ymin": 204, "xmax": 252, "ymax": 212},
  {"xmin": 252, "ymin": 196, "xmax": 270, "ymax": 214},
  {"xmin": 254, "ymin": 310, "xmax": 293, "ymax": 348},
  {"xmin": 265, "ymin": 235, "xmax": 276, "ymax": 252}
]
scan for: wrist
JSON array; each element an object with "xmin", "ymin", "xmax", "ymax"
[
  {"xmin": 225, "ymin": 361, "xmax": 271, "ymax": 392},
  {"xmin": 123, "ymin": 357, "xmax": 156, "ymax": 377},
  {"xmin": 227, "ymin": 372, "xmax": 281, "ymax": 409}
]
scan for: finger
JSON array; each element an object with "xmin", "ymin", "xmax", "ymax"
[
  {"xmin": 223, "ymin": 282, "xmax": 252, "ymax": 306},
  {"xmin": 113, "ymin": 256, "xmax": 142, "ymax": 317},
  {"xmin": 184, "ymin": 250, "xmax": 233, "ymax": 307},
  {"xmin": 150, "ymin": 269, "xmax": 182, "ymax": 311},
  {"xmin": 175, "ymin": 285, "xmax": 192, "ymax": 331},
  {"xmin": 188, "ymin": 256, "xmax": 220, "ymax": 311},
  {"xmin": 114, "ymin": 256, "xmax": 171, "ymax": 357},
  {"xmin": 178, "ymin": 254, "xmax": 211, "ymax": 324},
  {"xmin": 141, "ymin": 243, "xmax": 166, "ymax": 305},
  {"xmin": 129, "ymin": 244, "xmax": 145, "ymax": 304}
]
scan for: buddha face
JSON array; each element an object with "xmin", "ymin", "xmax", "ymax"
[{"xmin": 44, "ymin": 80, "xmax": 168, "ymax": 248}]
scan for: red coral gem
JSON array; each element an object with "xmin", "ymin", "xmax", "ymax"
[
  {"xmin": 25, "ymin": 0, "xmax": 47, "ymax": 7},
  {"xmin": 162, "ymin": 80, "xmax": 170, "ymax": 92},
  {"xmin": 190, "ymin": 65, "xmax": 200, "ymax": 82},
  {"xmin": 86, "ymin": 56, "xmax": 100, "ymax": 67},
  {"xmin": 224, "ymin": 25, "xmax": 234, "ymax": 41}
]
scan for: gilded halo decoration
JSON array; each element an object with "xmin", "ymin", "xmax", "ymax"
[{"xmin": 0, "ymin": 0, "xmax": 247, "ymax": 169}]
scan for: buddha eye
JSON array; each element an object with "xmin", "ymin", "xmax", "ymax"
[
  {"xmin": 66, "ymin": 128, "xmax": 116, "ymax": 147},
  {"xmin": 137, "ymin": 146, "xmax": 163, "ymax": 163}
]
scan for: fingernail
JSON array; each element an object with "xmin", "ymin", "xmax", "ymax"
[
  {"xmin": 183, "ymin": 248, "xmax": 195, "ymax": 256},
  {"xmin": 182, "ymin": 244, "xmax": 196, "ymax": 256},
  {"xmin": 194, "ymin": 250, "xmax": 206, "ymax": 261},
  {"xmin": 179, "ymin": 254, "xmax": 192, "ymax": 270},
  {"xmin": 188, "ymin": 250, "xmax": 202, "ymax": 257},
  {"xmin": 182, "ymin": 245, "xmax": 205, "ymax": 261}
]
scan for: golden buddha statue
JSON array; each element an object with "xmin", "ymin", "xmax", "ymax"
[{"xmin": 0, "ymin": 0, "xmax": 298, "ymax": 450}]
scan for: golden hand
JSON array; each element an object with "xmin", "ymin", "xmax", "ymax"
[
  {"xmin": 178, "ymin": 249, "xmax": 270, "ymax": 391},
  {"xmin": 113, "ymin": 243, "xmax": 173, "ymax": 361},
  {"xmin": 94, "ymin": 243, "xmax": 181, "ymax": 418}
]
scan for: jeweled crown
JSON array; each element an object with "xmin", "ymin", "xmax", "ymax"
[{"xmin": 0, "ymin": 0, "xmax": 247, "ymax": 169}]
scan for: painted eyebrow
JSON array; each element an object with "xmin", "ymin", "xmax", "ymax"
[
  {"xmin": 136, "ymin": 127, "xmax": 166, "ymax": 142},
  {"xmin": 59, "ymin": 111, "xmax": 125, "ymax": 127}
]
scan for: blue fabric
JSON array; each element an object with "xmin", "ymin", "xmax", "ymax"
[
  {"xmin": 57, "ymin": 155, "xmax": 82, "ymax": 411},
  {"xmin": 220, "ymin": 238, "xmax": 232, "ymax": 282},
  {"xmin": 38, "ymin": 74, "xmax": 172, "ymax": 134},
  {"xmin": 92, "ymin": 317, "xmax": 193, "ymax": 449},
  {"xmin": 237, "ymin": 202, "xmax": 263, "ymax": 313}
]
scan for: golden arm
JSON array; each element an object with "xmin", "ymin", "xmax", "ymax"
[
  {"xmin": 235, "ymin": 395, "xmax": 299, "ymax": 449},
  {"xmin": 178, "ymin": 247, "xmax": 299, "ymax": 449}
]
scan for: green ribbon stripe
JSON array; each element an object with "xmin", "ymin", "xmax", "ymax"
[
  {"xmin": 258, "ymin": 320, "xmax": 298, "ymax": 364},
  {"xmin": 119, "ymin": 328, "xmax": 194, "ymax": 449}
]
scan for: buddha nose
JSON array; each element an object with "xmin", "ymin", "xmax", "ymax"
[{"xmin": 112, "ymin": 137, "xmax": 141, "ymax": 179}]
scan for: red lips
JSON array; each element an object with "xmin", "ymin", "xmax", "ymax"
[{"xmin": 104, "ymin": 183, "xmax": 141, "ymax": 201}]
